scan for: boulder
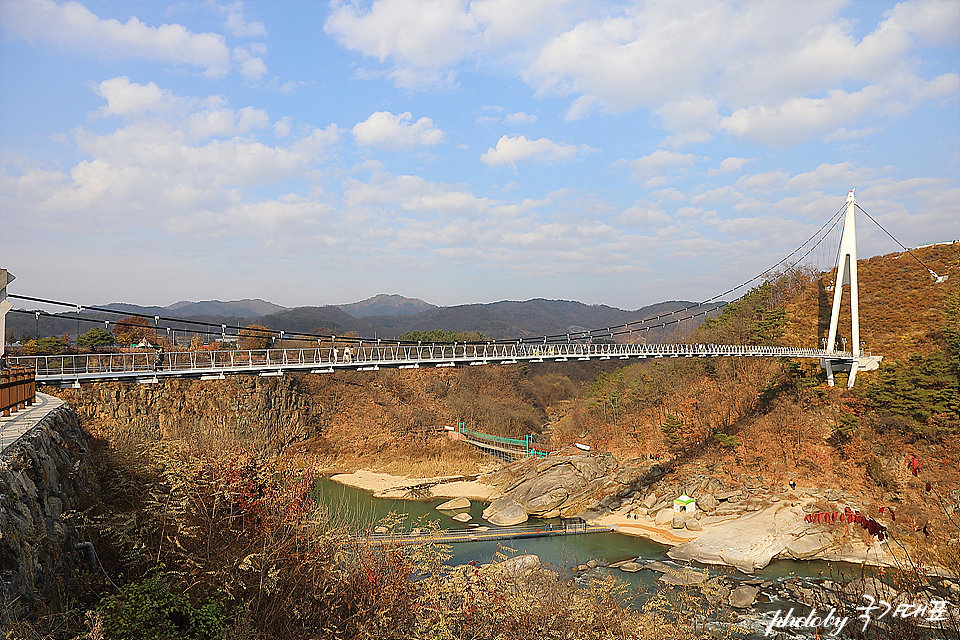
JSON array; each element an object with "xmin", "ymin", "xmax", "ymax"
[
  {"xmin": 698, "ymin": 493, "xmax": 718, "ymax": 512},
  {"xmin": 729, "ymin": 585, "xmax": 759, "ymax": 608},
  {"xmin": 685, "ymin": 518, "xmax": 702, "ymax": 531},
  {"xmin": 483, "ymin": 497, "xmax": 529, "ymax": 526},
  {"xmin": 655, "ymin": 509, "xmax": 675, "ymax": 526},
  {"xmin": 452, "ymin": 512, "xmax": 472, "ymax": 523},
  {"xmin": 659, "ymin": 569, "xmax": 707, "ymax": 586},
  {"xmin": 614, "ymin": 460, "xmax": 668, "ymax": 487},
  {"xmin": 642, "ymin": 493, "xmax": 657, "ymax": 509},
  {"xmin": 436, "ymin": 497, "xmax": 471, "ymax": 511},
  {"xmin": 643, "ymin": 561, "xmax": 671, "ymax": 573},
  {"xmin": 619, "ymin": 562, "xmax": 643, "ymax": 573},
  {"xmin": 672, "ymin": 515, "xmax": 686, "ymax": 529}
]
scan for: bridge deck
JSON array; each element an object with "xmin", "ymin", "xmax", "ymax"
[
  {"xmin": 9, "ymin": 343, "xmax": 856, "ymax": 386},
  {"xmin": 356, "ymin": 523, "xmax": 613, "ymax": 546}
]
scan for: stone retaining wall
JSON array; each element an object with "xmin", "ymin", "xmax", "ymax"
[{"xmin": 0, "ymin": 404, "xmax": 99, "ymax": 627}]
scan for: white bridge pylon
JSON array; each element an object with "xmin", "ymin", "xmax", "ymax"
[{"xmin": 821, "ymin": 189, "xmax": 882, "ymax": 388}]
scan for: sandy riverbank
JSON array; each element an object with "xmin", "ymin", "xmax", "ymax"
[{"xmin": 330, "ymin": 470, "xmax": 501, "ymax": 502}]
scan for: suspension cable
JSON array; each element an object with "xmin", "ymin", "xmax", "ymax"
[
  {"xmin": 524, "ymin": 202, "xmax": 848, "ymax": 344},
  {"xmin": 855, "ymin": 204, "xmax": 948, "ymax": 281},
  {"xmin": 9, "ymin": 202, "xmax": 857, "ymax": 347}
]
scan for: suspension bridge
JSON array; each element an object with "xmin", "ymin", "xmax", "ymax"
[
  {"xmin": 9, "ymin": 342, "xmax": 854, "ymax": 387},
  {"xmin": 5, "ymin": 190, "xmax": 947, "ymax": 391}
]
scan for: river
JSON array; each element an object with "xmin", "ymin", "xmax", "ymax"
[{"xmin": 313, "ymin": 476, "xmax": 877, "ymax": 588}]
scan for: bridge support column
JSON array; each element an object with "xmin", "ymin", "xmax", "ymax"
[
  {"xmin": 824, "ymin": 189, "xmax": 860, "ymax": 389},
  {"xmin": 0, "ymin": 270, "xmax": 14, "ymax": 360}
]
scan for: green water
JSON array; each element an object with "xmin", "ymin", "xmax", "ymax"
[
  {"xmin": 313, "ymin": 478, "xmax": 953, "ymax": 639},
  {"xmin": 312, "ymin": 477, "xmax": 864, "ymax": 588}
]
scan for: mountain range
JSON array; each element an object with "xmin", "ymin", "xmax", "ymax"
[{"xmin": 7, "ymin": 294, "xmax": 719, "ymax": 343}]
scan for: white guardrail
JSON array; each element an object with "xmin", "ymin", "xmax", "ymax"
[{"xmin": 8, "ymin": 343, "xmax": 855, "ymax": 385}]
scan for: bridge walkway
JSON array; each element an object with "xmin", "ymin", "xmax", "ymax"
[
  {"xmin": 9, "ymin": 342, "xmax": 856, "ymax": 386},
  {"xmin": 0, "ymin": 392, "xmax": 64, "ymax": 454},
  {"xmin": 355, "ymin": 522, "xmax": 613, "ymax": 546}
]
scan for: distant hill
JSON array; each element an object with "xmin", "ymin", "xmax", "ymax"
[
  {"xmin": 165, "ymin": 299, "xmax": 287, "ymax": 318},
  {"xmin": 8, "ymin": 295, "xmax": 718, "ymax": 343},
  {"xmin": 255, "ymin": 306, "xmax": 383, "ymax": 337},
  {"xmin": 338, "ymin": 294, "xmax": 436, "ymax": 318},
  {"xmin": 249, "ymin": 298, "xmax": 719, "ymax": 342},
  {"xmin": 95, "ymin": 299, "xmax": 287, "ymax": 319}
]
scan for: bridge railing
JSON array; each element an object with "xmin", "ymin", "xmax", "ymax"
[
  {"xmin": 1, "ymin": 365, "xmax": 36, "ymax": 416},
  {"xmin": 8, "ymin": 343, "xmax": 853, "ymax": 380}
]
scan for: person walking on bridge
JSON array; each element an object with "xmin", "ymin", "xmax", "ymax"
[{"xmin": 154, "ymin": 347, "xmax": 164, "ymax": 371}]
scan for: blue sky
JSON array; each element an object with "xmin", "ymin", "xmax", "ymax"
[{"xmin": 1, "ymin": 0, "xmax": 958, "ymax": 311}]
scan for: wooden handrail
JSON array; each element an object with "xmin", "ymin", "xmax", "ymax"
[{"xmin": 1, "ymin": 365, "xmax": 36, "ymax": 417}]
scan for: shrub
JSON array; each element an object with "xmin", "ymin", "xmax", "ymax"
[{"xmin": 92, "ymin": 575, "xmax": 231, "ymax": 640}]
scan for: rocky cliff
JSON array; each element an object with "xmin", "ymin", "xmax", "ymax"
[
  {"xmin": 47, "ymin": 376, "xmax": 319, "ymax": 453},
  {"xmin": 480, "ymin": 448, "xmax": 670, "ymax": 525},
  {"xmin": 0, "ymin": 404, "xmax": 99, "ymax": 626}
]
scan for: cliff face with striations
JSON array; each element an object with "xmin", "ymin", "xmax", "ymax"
[
  {"xmin": 0, "ymin": 404, "xmax": 99, "ymax": 626},
  {"xmin": 49, "ymin": 376, "xmax": 321, "ymax": 453}
]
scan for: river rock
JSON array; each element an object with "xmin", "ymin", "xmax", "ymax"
[
  {"xmin": 483, "ymin": 497, "xmax": 529, "ymax": 526},
  {"xmin": 672, "ymin": 515, "xmax": 685, "ymax": 529},
  {"xmin": 436, "ymin": 497, "xmax": 471, "ymax": 511},
  {"xmin": 480, "ymin": 449, "xmax": 667, "ymax": 524},
  {"xmin": 667, "ymin": 501, "xmax": 886, "ymax": 573},
  {"xmin": 729, "ymin": 585, "xmax": 758, "ymax": 608},
  {"xmin": 659, "ymin": 568, "xmax": 707, "ymax": 586},
  {"xmin": 619, "ymin": 562, "xmax": 643, "ymax": 573},
  {"xmin": 452, "ymin": 512, "xmax": 472, "ymax": 523},
  {"xmin": 698, "ymin": 493, "xmax": 718, "ymax": 512},
  {"xmin": 655, "ymin": 509, "xmax": 675, "ymax": 526},
  {"xmin": 642, "ymin": 493, "xmax": 657, "ymax": 509},
  {"xmin": 608, "ymin": 559, "xmax": 635, "ymax": 569},
  {"xmin": 685, "ymin": 518, "xmax": 702, "ymax": 531}
]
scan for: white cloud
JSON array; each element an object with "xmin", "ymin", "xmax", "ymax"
[
  {"xmin": 3, "ymin": 80, "xmax": 339, "ymax": 239},
  {"xmin": 504, "ymin": 111, "xmax": 536, "ymax": 124},
  {"xmin": 274, "ymin": 117, "xmax": 292, "ymax": 138},
  {"xmin": 708, "ymin": 157, "xmax": 755, "ymax": 176},
  {"xmin": 352, "ymin": 111, "xmax": 445, "ymax": 151},
  {"xmin": 619, "ymin": 204, "xmax": 669, "ymax": 228},
  {"xmin": 280, "ymin": 81, "xmax": 301, "ymax": 95},
  {"xmin": 481, "ymin": 135, "xmax": 591, "ymax": 167},
  {"xmin": 326, "ymin": 1, "xmax": 960, "ymax": 145},
  {"xmin": 94, "ymin": 77, "xmax": 178, "ymax": 116},
  {"xmin": 625, "ymin": 150, "xmax": 698, "ymax": 187},
  {"xmin": 2, "ymin": 0, "xmax": 235, "ymax": 77},
  {"xmin": 93, "ymin": 78, "xmax": 270, "ymax": 139},
  {"xmin": 823, "ymin": 127, "xmax": 883, "ymax": 142},
  {"xmin": 324, "ymin": 0, "xmax": 572, "ymax": 88},
  {"xmin": 563, "ymin": 95, "xmax": 598, "ymax": 121},
  {"xmin": 219, "ymin": 1, "xmax": 267, "ymax": 38},
  {"xmin": 720, "ymin": 71, "xmax": 959, "ymax": 146},
  {"xmin": 232, "ymin": 46, "xmax": 268, "ymax": 80}
]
